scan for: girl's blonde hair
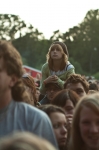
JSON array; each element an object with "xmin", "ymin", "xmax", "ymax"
[
  {"xmin": 46, "ymin": 44, "xmax": 68, "ymax": 70},
  {"xmin": 69, "ymin": 93, "xmax": 99, "ymax": 150},
  {"xmin": 0, "ymin": 132, "xmax": 56, "ymax": 150}
]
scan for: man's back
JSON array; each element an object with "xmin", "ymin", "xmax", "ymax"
[{"xmin": 0, "ymin": 100, "xmax": 58, "ymax": 149}]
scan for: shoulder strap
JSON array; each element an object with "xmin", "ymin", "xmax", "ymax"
[{"xmin": 66, "ymin": 64, "xmax": 71, "ymax": 71}]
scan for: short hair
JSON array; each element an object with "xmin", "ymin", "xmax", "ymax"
[
  {"xmin": 46, "ymin": 43, "xmax": 68, "ymax": 70},
  {"xmin": 0, "ymin": 131, "xmax": 56, "ymax": 150},
  {"xmin": 68, "ymin": 93, "xmax": 99, "ymax": 150},
  {"xmin": 0, "ymin": 40, "xmax": 29, "ymax": 101},
  {"xmin": 89, "ymin": 82, "xmax": 99, "ymax": 91},
  {"xmin": 38, "ymin": 104, "xmax": 66, "ymax": 117},
  {"xmin": 52, "ymin": 89, "xmax": 79, "ymax": 107},
  {"xmin": 64, "ymin": 74, "xmax": 89, "ymax": 93}
]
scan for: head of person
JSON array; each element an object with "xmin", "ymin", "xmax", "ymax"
[
  {"xmin": 0, "ymin": 40, "xmax": 29, "ymax": 101},
  {"xmin": 52, "ymin": 89, "xmax": 79, "ymax": 115},
  {"xmin": 39, "ymin": 104, "xmax": 67, "ymax": 149},
  {"xmin": 46, "ymin": 41, "xmax": 69, "ymax": 70},
  {"xmin": 89, "ymin": 82, "xmax": 99, "ymax": 91},
  {"xmin": 22, "ymin": 73, "xmax": 38, "ymax": 106},
  {"xmin": 64, "ymin": 74, "xmax": 89, "ymax": 98},
  {"xmin": 69, "ymin": 93, "xmax": 99, "ymax": 150},
  {"xmin": 95, "ymin": 80, "xmax": 99, "ymax": 90},
  {"xmin": 0, "ymin": 131, "xmax": 56, "ymax": 150},
  {"xmin": 45, "ymin": 82, "xmax": 62, "ymax": 103}
]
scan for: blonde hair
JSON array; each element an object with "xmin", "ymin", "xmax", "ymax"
[
  {"xmin": 46, "ymin": 44, "xmax": 68, "ymax": 70},
  {"xmin": 0, "ymin": 132, "xmax": 56, "ymax": 150},
  {"xmin": 69, "ymin": 93, "xmax": 99, "ymax": 150}
]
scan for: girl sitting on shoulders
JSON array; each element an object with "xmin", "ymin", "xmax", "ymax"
[{"xmin": 40, "ymin": 41, "xmax": 75, "ymax": 95}]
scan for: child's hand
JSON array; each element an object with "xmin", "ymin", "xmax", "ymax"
[{"xmin": 44, "ymin": 75, "xmax": 58, "ymax": 84}]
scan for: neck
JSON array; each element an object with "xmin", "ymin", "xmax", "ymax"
[
  {"xmin": 0, "ymin": 90, "xmax": 12, "ymax": 109},
  {"xmin": 53, "ymin": 59, "xmax": 62, "ymax": 71}
]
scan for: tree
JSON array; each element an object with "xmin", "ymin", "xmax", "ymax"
[
  {"xmin": 13, "ymin": 34, "xmax": 50, "ymax": 70},
  {"xmin": 0, "ymin": 14, "xmax": 44, "ymax": 41},
  {"xmin": 0, "ymin": 14, "xmax": 27, "ymax": 40},
  {"xmin": 50, "ymin": 30, "xmax": 62, "ymax": 41},
  {"xmin": 61, "ymin": 9, "xmax": 99, "ymax": 74}
]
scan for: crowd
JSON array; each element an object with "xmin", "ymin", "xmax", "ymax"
[{"xmin": 0, "ymin": 40, "xmax": 99, "ymax": 150}]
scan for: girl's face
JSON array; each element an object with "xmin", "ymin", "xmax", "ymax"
[
  {"xmin": 63, "ymin": 99, "xmax": 74, "ymax": 115},
  {"xmin": 79, "ymin": 106, "xmax": 99, "ymax": 150},
  {"xmin": 49, "ymin": 112, "xmax": 67, "ymax": 147},
  {"xmin": 50, "ymin": 44, "xmax": 64, "ymax": 60}
]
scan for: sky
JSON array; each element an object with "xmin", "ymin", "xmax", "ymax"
[{"xmin": 0, "ymin": 0, "xmax": 99, "ymax": 39}]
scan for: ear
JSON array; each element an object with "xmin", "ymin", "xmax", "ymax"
[{"xmin": 10, "ymin": 75, "xmax": 18, "ymax": 87}]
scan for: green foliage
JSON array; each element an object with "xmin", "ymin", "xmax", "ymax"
[
  {"xmin": 0, "ymin": 14, "xmax": 44, "ymax": 41},
  {"xmin": 22, "ymin": 57, "xmax": 29, "ymax": 65},
  {"xmin": 12, "ymin": 35, "xmax": 50, "ymax": 70},
  {"xmin": 69, "ymin": 57, "xmax": 85, "ymax": 75},
  {"xmin": 0, "ymin": 14, "xmax": 27, "ymax": 40},
  {"xmin": 62, "ymin": 9, "xmax": 99, "ymax": 74},
  {"xmin": 93, "ymin": 72, "xmax": 99, "ymax": 80},
  {"xmin": 0, "ymin": 10, "xmax": 99, "ymax": 76}
]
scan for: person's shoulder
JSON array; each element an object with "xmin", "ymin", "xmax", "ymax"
[
  {"xmin": 15, "ymin": 101, "xmax": 48, "ymax": 118},
  {"xmin": 42, "ymin": 62, "xmax": 49, "ymax": 69},
  {"xmin": 15, "ymin": 101, "xmax": 38, "ymax": 111},
  {"xmin": 41, "ymin": 62, "xmax": 49, "ymax": 74},
  {"xmin": 66, "ymin": 61, "xmax": 74, "ymax": 71}
]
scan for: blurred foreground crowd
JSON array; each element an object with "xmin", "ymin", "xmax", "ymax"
[{"xmin": 0, "ymin": 40, "xmax": 99, "ymax": 150}]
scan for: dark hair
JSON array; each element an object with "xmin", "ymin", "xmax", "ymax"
[
  {"xmin": 38, "ymin": 105, "xmax": 67, "ymax": 150},
  {"xmin": 89, "ymin": 82, "xmax": 99, "ymax": 91},
  {"xmin": 38, "ymin": 104, "xmax": 66, "ymax": 117},
  {"xmin": 64, "ymin": 74, "xmax": 89, "ymax": 93},
  {"xmin": 45, "ymin": 82, "xmax": 62, "ymax": 90},
  {"xmin": 0, "ymin": 40, "xmax": 29, "ymax": 102},
  {"xmin": 52, "ymin": 89, "xmax": 79, "ymax": 107}
]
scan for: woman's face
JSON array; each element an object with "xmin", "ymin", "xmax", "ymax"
[
  {"xmin": 50, "ymin": 44, "xmax": 63, "ymax": 60},
  {"xmin": 49, "ymin": 112, "xmax": 67, "ymax": 147},
  {"xmin": 79, "ymin": 106, "xmax": 99, "ymax": 150},
  {"xmin": 63, "ymin": 99, "xmax": 74, "ymax": 115}
]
